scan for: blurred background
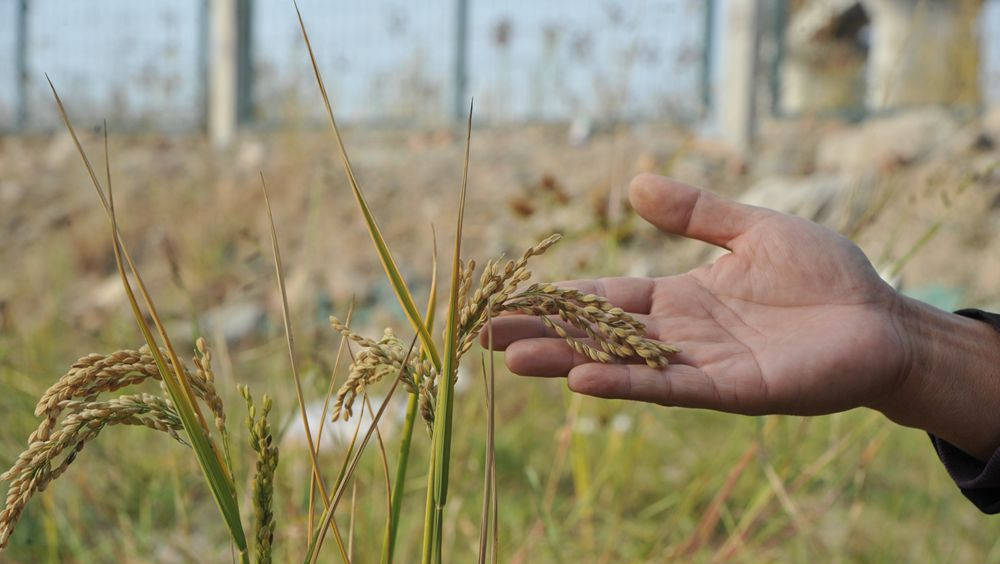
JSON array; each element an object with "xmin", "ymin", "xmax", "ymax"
[{"xmin": 1, "ymin": 0, "xmax": 1000, "ymax": 562}]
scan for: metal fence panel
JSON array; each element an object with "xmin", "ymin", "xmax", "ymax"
[
  {"xmin": 8, "ymin": 0, "xmax": 205, "ymax": 131},
  {"xmin": 0, "ymin": 1, "xmax": 19, "ymax": 129},
  {"xmin": 252, "ymin": 0, "xmax": 455, "ymax": 125},
  {"xmin": 467, "ymin": 0, "xmax": 706, "ymax": 123},
  {"xmin": 0, "ymin": 0, "xmax": 707, "ymax": 131}
]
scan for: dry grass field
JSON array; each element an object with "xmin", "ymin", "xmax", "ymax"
[{"xmin": 1, "ymin": 105, "xmax": 1000, "ymax": 561}]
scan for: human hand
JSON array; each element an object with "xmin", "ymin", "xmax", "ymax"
[
  {"xmin": 487, "ymin": 174, "xmax": 910, "ymax": 415},
  {"xmin": 487, "ymin": 174, "xmax": 1000, "ymax": 460}
]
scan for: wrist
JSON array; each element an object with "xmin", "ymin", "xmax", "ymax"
[{"xmin": 876, "ymin": 295, "xmax": 1000, "ymax": 461}]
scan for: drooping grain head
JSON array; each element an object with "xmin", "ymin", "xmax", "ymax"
[
  {"xmin": 0, "ymin": 346, "xmax": 233, "ymax": 551},
  {"xmin": 331, "ymin": 234, "xmax": 678, "ymax": 437},
  {"xmin": 0, "ymin": 393, "xmax": 185, "ymax": 549}
]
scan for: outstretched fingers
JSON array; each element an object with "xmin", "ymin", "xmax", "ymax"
[
  {"xmin": 501, "ymin": 334, "xmax": 685, "ymax": 378},
  {"xmin": 567, "ymin": 362, "xmax": 725, "ymax": 410},
  {"xmin": 503, "ymin": 337, "xmax": 600, "ymax": 377}
]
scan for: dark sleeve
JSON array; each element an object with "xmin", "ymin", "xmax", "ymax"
[{"xmin": 928, "ymin": 308, "xmax": 1000, "ymax": 514}]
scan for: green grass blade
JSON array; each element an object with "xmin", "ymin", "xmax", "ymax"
[
  {"xmin": 425, "ymin": 99, "xmax": 474, "ymax": 564},
  {"xmin": 292, "ymin": 0, "xmax": 440, "ymax": 370}
]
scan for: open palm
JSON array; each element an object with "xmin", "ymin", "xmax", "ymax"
[{"xmin": 488, "ymin": 174, "xmax": 911, "ymax": 416}]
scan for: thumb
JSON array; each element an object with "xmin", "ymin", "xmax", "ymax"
[{"xmin": 628, "ymin": 174, "xmax": 773, "ymax": 250}]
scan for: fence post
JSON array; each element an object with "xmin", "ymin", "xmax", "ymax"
[
  {"xmin": 15, "ymin": 0, "xmax": 29, "ymax": 129},
  {"xmin": 700, "ymin": 0, "xmax": 716, "ymax": 116},
  {"xmin": 717, "ymin": 0, "xmax": 762, "ymax": 154},
  {"xmin": 209, "ymin": 0, "xmax": 237, "ymax": 148},
  {"xmin": 453, "ymin": 0, "xmax": 470, "ymax": 121},
  {"xmin": 236, "ymin": 0, "xmax": 253, "ymax": 124},
  {"xmin": 769, "ymin": 0, "xmax": 787, "ymax": 117}
]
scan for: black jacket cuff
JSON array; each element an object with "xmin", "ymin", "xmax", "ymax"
[{"xmin": 928, "ymin": 308, "xmax": 1000, "ymax": 514}]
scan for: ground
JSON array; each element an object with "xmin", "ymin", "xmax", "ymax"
[{"xmin": 1, "ymin": 111, "xmax": 999, "ymax": 562}]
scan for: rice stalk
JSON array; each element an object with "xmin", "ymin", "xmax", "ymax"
[
  {"xmin": 46, "ymin": 79, "xmax": 248, "ymax": 560},
  {"xmin": 424, "ymin": 98, "xmax": 474, "ymax": 564},
  {"xmin": 240, "ymin": 386, "xmax": 279, "ymax": 564}
]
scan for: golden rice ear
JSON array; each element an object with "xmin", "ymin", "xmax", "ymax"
[
  {"xmin": 0, "ymin": 392, "xmax": 186, "ymax": 549},
  {"xmin": 500, "ymin": 283, "xmax": 679, "ymax": 368},
  {"xmin": 242, "ymin": 387, "xmax": 279, "ymax": 564}
]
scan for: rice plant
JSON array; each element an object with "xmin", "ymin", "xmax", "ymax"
[
  {"xmin": 0, "ymin": 5, "xmax": 681, "ymax": 562},
  {"xmin": 0, "ymin": 5, "xmax": 677, "ymax": 563}
]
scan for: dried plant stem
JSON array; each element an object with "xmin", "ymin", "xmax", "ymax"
[
  {"xmin": 478, "ymin": 306, "xmax": 498, "ymax": 564},
  {"xmin": 260, "ymin": 174, "xmax": 350, "ymax": 561},
  {"xmin": 260, "ymin": 175, "xmax": 329, "ymax": 498},
  {"xmin": 363, "ymin": 392, "xmax": 394, "ymax": 559}
]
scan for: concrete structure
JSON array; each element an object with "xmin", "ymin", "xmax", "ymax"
[{"xmin": 779, "ymin": 0, "xmax": 983, "ymax": 115}]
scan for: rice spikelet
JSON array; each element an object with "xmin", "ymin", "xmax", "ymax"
[{"xmin": 241, "ymin": 386, "xmax": 279, "ymax": 564}]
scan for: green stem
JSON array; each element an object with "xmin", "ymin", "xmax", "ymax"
[
  {"xmin": 422, "ymin": 98, "xmax": 473, "ymax": 564},
  {"xmin": 420, "ymin": 453, "xmax": 437, "ymax": 562},
  {"xmin": 382, "ymin": 391, "xmax": 420, "ymax": 563},
  {"xmin": 433, "ymin": 505, "xmax": 445, "ymax": 564}
]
